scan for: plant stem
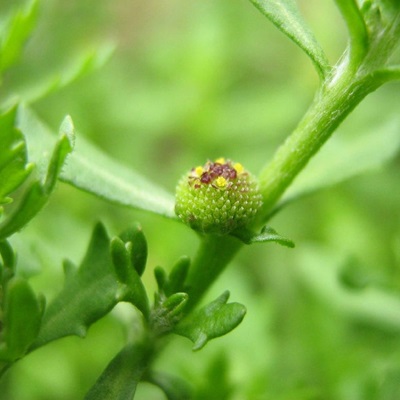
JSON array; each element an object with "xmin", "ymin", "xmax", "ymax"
[
  {"xmin": 185, "ymin": 234, "xmax": 242, "ymax": 310},
  {"xmin": 257, "ymin": 59, "xmax": 381, "ymax": 221}
]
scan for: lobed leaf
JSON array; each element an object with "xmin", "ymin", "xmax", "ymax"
[
  {"xmin": 249, "ymin": 0, "xmax": 330, "ymax": 79},
  {"xmin": 174, "ymin": 291, "xmax": 246, "ymax": 351},
  {"xmin": 33, "ymin": 223, "xmax": 120, "ymax": 348}
]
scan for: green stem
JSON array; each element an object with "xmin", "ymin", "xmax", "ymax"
[
  {"xmin": 257, "ymin": 60, "xmax": 381, "ymax": 220},
  {"xmin": 185, "ymin": 234, "xmax": 242, "ymax": 310}
]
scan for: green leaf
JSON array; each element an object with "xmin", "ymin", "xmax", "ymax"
[
  {"xmin": 110, "ymin": 237, "xmax": 149, "ymax": 319},
  {"xmin": 119, "ymin": 223, "xmax": 148, "ymax": 277},
  {"xmin": 0, "ymin": 115, "xmax": 74, "ymax": 240},
  {"xmin": 249, "ymin": 0, "xmax": 330, "ymax": 79},
  {"xmin": 16, "ymin": 105, "xmax": 176, "ymax": 219},
  {"xmin": 156, "ymin": 256, "xmax": 191, "ymax": 297},
  {"xmin": 0, "ymin": 0, "xmax": 39, "ymax": 73},
  {"xmin": 174, "ymin": 291, "xmax": 246, "ymax": 351},
  {"xmin": 278, "ymin": 118, "xmax": 400, "ymax": 210},
  {"xmin": 33, "ymin": 223, "xmax": 119, "ymax": 349},
  {"xmin": 59, "ymin": 132, "xmax": 176, "ymax": 219},
  {"xmin": 0, "ymin": 105, "xmax": 32, "ymax": 206},
  {"xmin": 232, "ymin": 226, "xmax": 295, "ymax": 248},
  {"xmin": 85, "ymin": 341, "xmax": 152, "ymax": 400},
  {"xmin": 0, "ymin": 277, "xmax": 42, "ymax": 361}
]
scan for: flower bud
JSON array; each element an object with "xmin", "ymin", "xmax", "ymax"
[{"xmin": 175, "ymin": 158, "xmax": 263, "ymax": 234}]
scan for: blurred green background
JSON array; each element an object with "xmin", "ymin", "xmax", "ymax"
[{"xmin": 1, "ymin": 0, "xmax": 400, "ymax": 399}]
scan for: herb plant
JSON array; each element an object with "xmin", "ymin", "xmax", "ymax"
[{"xmin": 1, "ymin": 0, "xmax": 400, "ymax": 399}]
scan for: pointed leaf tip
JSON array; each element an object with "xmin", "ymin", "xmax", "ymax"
[{"xmin": 250, "ymin": 0, "xmax": 330, "ymax": 79}]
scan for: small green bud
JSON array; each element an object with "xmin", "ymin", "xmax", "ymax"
[{"xmin": 175, "ymin": 158, "xmax": 263, "ymax": 234}]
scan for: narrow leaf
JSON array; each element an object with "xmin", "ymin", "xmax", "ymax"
[
  {"xmin": 249, "ymin": 0, "xmax": 330, "ymax": 79},
  {"xmin": 17, "ymin": 106, "xmax": 177, "ymax": 219},
  {"xmin": 33, "ymin": 223, "xmax": 119, "ymax": 349},
  {"xmin": 59, "ymin": 134, "xmax": 176, "ymax": 218},
  {"xmin": 0, "ymin": 278, "xmax": 42, "ymax": 361},
  {"xmin": 85, "ymin": 341, "xmax": 152, "ymax": 400},
  {"xmin": 174, "ymin": 291, "xmax": 246, "ymax": 351}
]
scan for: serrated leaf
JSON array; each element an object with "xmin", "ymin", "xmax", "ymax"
[
  {"xmin": 233, "ymin": 226, "xmax": 295, "ymax": 248},
  {"xmin": 85, "ymin": 341, "xmax": 152, "ymax": 400},
  {"xmin": 249, "ymin": 0, "xmax": 330, "ymax": 79},
  {"xmin": 33, "ymin": 223, "xmax": 119, "ymax": 349},
  {"xmin": 110, "ymin": 237, "xmax": 149, "ymax": 319},
  {"xmin": 279, "ymin": 118, "xmax": 400, "ymax": 210},
  {"xmin": 0, "ymin": 106, "xmax": 32, "ymax": 205},
  {"xmin": 0, "ymin": 277, "xmax": 42, "ymax": 361},
  {"xmin": 0, "ymin": 0, "xmax": 39, "ymax": 73},
  {"xmin": 174, "ymin": 291, "xmax": 246, "ymax": 351}
]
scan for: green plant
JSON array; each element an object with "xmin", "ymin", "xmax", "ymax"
[{"xmin": 1, "ymin": 0, "xmax": 400, "ymax": 399}]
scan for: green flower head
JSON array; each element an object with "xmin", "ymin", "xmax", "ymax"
[{"xmin": 175, "ymin": 158, "xmax": 263, "ymax": 234}]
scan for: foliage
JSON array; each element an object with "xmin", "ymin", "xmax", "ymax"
[{"xmin": 0, "ymin": 0, "xmax": 400, "ymax": 399}]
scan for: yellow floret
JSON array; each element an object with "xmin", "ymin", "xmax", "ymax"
[
  {"xmin": 194, "ymin": 166, "xmax": 203, "ymax": 176},
  {"xmin": 215, "ymin": 176, "xmax": 227, "ymax": 188},
  {"xmin": 215, "ymin": 157, "xmax": 226, "ymax": 164},
  {"xmin": 233, "ymin": 162, "xmax": 244, "ymax": 174}
]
